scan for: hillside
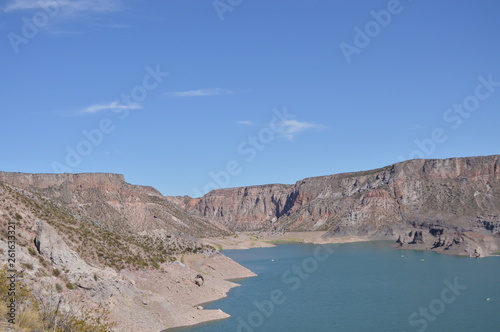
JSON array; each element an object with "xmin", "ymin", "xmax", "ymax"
[{"xmin": 0, "ymin": 174, "xmax": 252, "ymax": 331}]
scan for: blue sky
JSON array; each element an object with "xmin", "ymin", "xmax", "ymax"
[{"xmin": 1, "ymin": 0, "xmax": 500, "ymax": 197}]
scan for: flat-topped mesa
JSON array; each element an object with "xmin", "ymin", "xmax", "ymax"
[
  {"xmin": 0, "ymin": 172, "xmax": 128, "ymax": 192},
  {"xmin": 172, "ymin": 155, "xmax": 500, "ymax": 242}
]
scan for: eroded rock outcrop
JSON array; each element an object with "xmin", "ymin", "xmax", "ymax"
[
  {"xmin": 409, "ymin": 230, "xmax": 424, "ymax": 244},
  {"xmin": 35, "ymin": 220, "xmax": 93, "ymax": 272}
]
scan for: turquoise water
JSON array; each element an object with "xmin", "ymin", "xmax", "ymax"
[{"xmin": 168, "ymin": 241, "xmax": 500, "ymax": 332}]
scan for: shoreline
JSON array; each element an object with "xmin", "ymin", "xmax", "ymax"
[
  {"xmin": 201, "ymin": 231, "xmax": 386, "ymax": 250},
  {"xmin": 166, "ymin": 231, "xmax": 500, "ymax": 331},
  {"xmin": 105, "ymin": 252, "xmax": 257, "ymax": 332}
]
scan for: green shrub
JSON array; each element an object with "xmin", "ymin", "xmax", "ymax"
[
  {"xmin": 21, "ymin": 262, "xmax": 34, "ymax": 270},
  {"xmin": 28, "ymin": 247, "xmax": 37, "ymax": 256},
  {"xmin": 55, "ymin": 283, "xmax": 63, "ymax": 293}
]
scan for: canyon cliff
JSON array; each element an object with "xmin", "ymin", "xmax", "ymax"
[
  {"xmin": 169, "ymin": 155, "xmax": 500, "ymax": 256},
  {"xmin": 1, "ymin": 155, "xmax": 500, "ymax": 331}
]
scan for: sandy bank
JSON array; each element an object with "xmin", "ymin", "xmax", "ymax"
[{"xmin": 201, "ymin": 231, "xmax": 382, "ymax": 250}]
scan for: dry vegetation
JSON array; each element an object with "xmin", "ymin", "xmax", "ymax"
[
  {"xmin": 0, "ymin": 181, "xmax": 215, "ymax": 330},
  {"xmin": 0, "ymin": 265, "xmax": 116, "ymax": 331},
  {"xmin": 0, "ymin": 182, "xmax": 210, "ymax": 271}
]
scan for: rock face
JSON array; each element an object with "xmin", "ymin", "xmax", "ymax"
[
  {"xmin": 171, "ymin": 184, "xmax": 293, "ymax": 231},
  {"xmin": 169, "ymin": 155, "xmax": 500, "ymax": 255},
  {"xmin": 34, "ymin": 220, "xmax": 91, "ymax": 272},
  {"xmin": 409, "ymin": 230, "xmax": 424, "ymax": 244},
  {"xmin": 171, "ymin": 156, "xmax": 500, "ymax": 231}
]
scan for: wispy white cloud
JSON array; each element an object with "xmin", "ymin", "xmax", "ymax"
[
  {"xmin": 2, "ymin": 0, "xmax": 126, "ymax": 35},
  {"xmin": 3, "ymin": 0, "xmax": 123, "ymax": 13},
  {"xmin": 237, "ymin": 120, "xmax": 255, "ymax": 125},
  {"xmin": 166, "ymin": 88, "xmax": 235, "ymax": 98},
  {"xmin": 239, "ymin": 117, "xmax": 324, "ymax": 140},
  {"xmin": 272, "ymin": 119, "xmax": 324, "ymax": 140},
  {"xmin": 78, "ymin": 101, "xmax": 142, "ymax": 115}
]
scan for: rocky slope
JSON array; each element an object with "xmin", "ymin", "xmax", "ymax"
[
  {"xmin": 0, "ymin": 172, "xmax": 229, "ymax": 239},
  {"xmin": 0, "ymin": 174, "xmax": 250, "ymax": 331},
  {"xmin": 169, "ymin": 155, "xmax": 500, "ymax": 256}
]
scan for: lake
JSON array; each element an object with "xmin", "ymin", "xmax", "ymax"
[{"xmin": 168, "ymin": 241, "xmax": 500, "ymax": 332}]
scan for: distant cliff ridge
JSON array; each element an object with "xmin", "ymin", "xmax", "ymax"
[
  {"xmin": 171, "ymin": 155, "xmax": 500, "ymax": 231},
  {"xmin": 168, "ymin": 155, "xmax": 500, "ymax": 256}
]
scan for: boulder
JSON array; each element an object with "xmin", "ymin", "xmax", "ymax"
[
  {"xmin": 35, "ymin": 222, "xmax": 84, "ymax": 269},
  {"xmin": 194, "ymin": 274, "xmax": 204, "ymax": 287},
  {"xmin": 409, "ymin": 230, "xmax": 424, "ymax": 244}
]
